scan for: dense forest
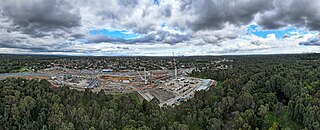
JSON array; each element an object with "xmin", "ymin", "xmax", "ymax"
[
  {"xmin": 0, "ymin": 55, "xmax": 58, "ymax": 73},
  {"xmin": 1, "ymin": 54, "xmax": 320, "ymax": 129}
]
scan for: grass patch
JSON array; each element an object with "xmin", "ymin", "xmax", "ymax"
[{"xmin": 12, "ymin": 66, "xmax": 31, "ymax": 73}]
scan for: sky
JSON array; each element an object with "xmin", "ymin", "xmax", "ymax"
[{"xmin": 0, "ymin": 0, "xmax": 320, "ymax": 56}]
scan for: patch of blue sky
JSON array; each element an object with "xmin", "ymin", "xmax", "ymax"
[
  {"xmin": 172, "ymin": 27, "xmax": 180, "ymax": 31},
  {"xmin": 161, "ymin": 22, "xmax": 166, "ymax": 27},
  {"xmin": 89, "ymin": 29, "xmax": 140, "ymax": 40},
  {"xmin": 153, "ymin": 0, "xmax": 160, "ymax": 5},
  {"xmin": 247, "ymin": 25, "xmax": 309, "ymax": 39}
]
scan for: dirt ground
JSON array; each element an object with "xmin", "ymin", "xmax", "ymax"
[{"xmin": 149, "ymin": 88, "xmax": 175, "ymax": 102}]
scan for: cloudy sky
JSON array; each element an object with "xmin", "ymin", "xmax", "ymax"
[{"xmin": 0, "ymin": 0, "xmax": 320, "ymax": 56}]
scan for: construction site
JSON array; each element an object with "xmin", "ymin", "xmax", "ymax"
[{"xmin": 0, "ymin": 55, "xmax": 216, "ymax": 106}]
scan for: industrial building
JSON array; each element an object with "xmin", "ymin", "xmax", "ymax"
[
  {"xmin": 87, "ymin": 78, "xmax": 99, "ymax": 89},
  {"xmin": 196, "ymin": 79, "xmax": 212, "ymax": 91}
]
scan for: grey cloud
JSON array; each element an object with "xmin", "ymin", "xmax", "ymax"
[
  {"xmin": 179, "ymin": 0, "xmax": 320, "ymax": 32},
  {"xmin": 299, "ymin": 37, "xmax": 320, "ymax": 46},
  {"xmin": 0, "ymin": 38, "xmax": 100, "ymax": 54},
  {"xmin": 250, "ymin": 41, "xmax": 262, "ymax": 46},
  {"xmin": 282, "ymin": 34, "xmax": 291, "ymax": 39},
  {"xmin": 70, "ymin": 34, "xmax": 86, "ymax": 39},
  {"xmin": 1, "ymin": 0, "xmax": 81, "ymax": 37},
  {"xmin": 204, "ymin": 33, "xmax": 238, "ymax": 44},
  {"xmin": 140, "ymin": 31, "xmax": 190, "ymax": 44},
  {"xmin": 0, "ymin": 29, "xmax": 83, "ymax": 53},
  {"xmin": 0, "ymin": 40, "xmax": 53, "ymax": 52},
  {"xmin": 96, "ymin": 1, "xmax": 140, "ymax": 22},
  {"xmin": 181, "ymin": 0, "xmax": 273, "ymax": 31},
  {"xmin": 88, "ymin": 0, "xmax": 171, "ymax": 34},
  {"xmin": 258, "ymin": 0, "xmax": 320, "ymax": 30},
  {"xmin": 163, "ymin": 5, "xmax": 172, "ymax": 17},
  {"xmin": 116, "ymin": 46, "xmax": 129, "ymax": 50},
  {"xmin": 118, "ymin": 0, "xmax": 139, "ymax": 7},
  {"xmin": 87, "ymin": 35, "xmax": 115, "ymax": 44}
]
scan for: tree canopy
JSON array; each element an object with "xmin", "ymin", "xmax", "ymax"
[{"xmin": 1, "ymin": 54, "xmax": 320, "ymax": 129}]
